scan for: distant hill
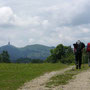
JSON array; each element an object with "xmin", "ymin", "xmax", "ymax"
[{"xmin": 0, "ymin": 43, "xmax": 55, "ymax": 62}]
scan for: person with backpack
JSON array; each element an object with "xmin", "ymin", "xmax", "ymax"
[
  {"xmin": 86, "ymin": 43, "xmax": 90, "ymax": 67},
  {"xmin": 73, "ymin": 40, "xmax": 85, "ymax": 69}
]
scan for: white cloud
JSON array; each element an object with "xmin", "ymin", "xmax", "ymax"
[
  {"xmin": 0, "ymin": 0, "xmax": 90, "ymax": 47},
  {"xmin": 0, "ymin": 7, "xmax": 14, "ymax": 24},
  {"xmin": 0, "ymin": 6, "xmax": 26, "ymax": 27}
]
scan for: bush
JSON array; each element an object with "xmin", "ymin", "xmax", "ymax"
[
  {"xmin": 31, "ymin": 59, "xmax": 43, "ymax": 63},
  {"xmin": 45, "ymin": 44, "xmax": 74, "ymax": 64}
]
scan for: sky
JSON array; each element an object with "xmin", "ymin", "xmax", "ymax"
[{"xmin": 0, "ymin": 0, "xmax": 90, "ymax": 47}]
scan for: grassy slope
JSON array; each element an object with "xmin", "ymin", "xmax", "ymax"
[{"xmin": 0, "ymin": 63, "xmax": 68, "ymax": 90}]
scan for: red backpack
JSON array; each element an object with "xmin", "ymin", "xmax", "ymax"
[{"xmin": 87, "ymin": 43, "xmax": 90, "ymax": 52}]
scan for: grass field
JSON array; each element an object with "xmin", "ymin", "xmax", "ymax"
[
  {"xmin": 46, "ymin": 64, "xmax": 89, "ymax": 88},
  {"xmin": 0, "ymin": 63, "xmax": 68, "ymax": 90}
]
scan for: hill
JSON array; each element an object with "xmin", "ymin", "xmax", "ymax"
[{"xmin": 0, "ymin": 43, "xmax": 55, "ymax": 62}]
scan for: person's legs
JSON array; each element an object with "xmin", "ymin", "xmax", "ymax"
[
  {"xmin": 79, "ymin": 53, "xmax": 82, "ymax": 69},
  {"xmin": 88, "ymin": 52, "xmax": 90, "ymax": 67},
  {"xmin": 75, "ymin": 54, "xmax": 79, "ymax": 69}
]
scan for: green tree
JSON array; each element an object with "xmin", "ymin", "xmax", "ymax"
[
  {"xmin": 0, "ymin": 54, "xmax": 2, "ymax": 62},
  {"xmin": 31, "ymin": 59, "xmax": 43, "ymax": 63},
  {"xmin": 46, "ymin": 44, "xmax": 74, "ymax": 64},
  {"xmin": 82, "ymin": 48, "xmax": 88, "ymax": 64},
  {"xmin": 60, "ymin": 46, "xmax": 74, "ymax": 64},
  {"xmin": 46, "ymin": 44, "xmax": 65, "ymax": 63},
  {"xmin": 1, "ymin": 51, "xmax": 10, "ymax": 63}
]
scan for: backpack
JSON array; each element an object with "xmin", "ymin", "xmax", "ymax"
[
  {"xmin": 77, "ymin": 43, "xmax": 82, "ymax": 53},
  {"xmin": 76, "ymin": 42, "xmax": 85, "ymax": 53},
  {"xmin": 87, "ymin": 43, "xmax": 90, "ymax": 52}
]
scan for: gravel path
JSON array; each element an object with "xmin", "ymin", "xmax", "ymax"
[
  {"xmin": 53, "ymin": 69, "xmax": 90, "ymax": 90},
  {"xmin": 18, "ymin": 66, "xmax": 73, "ymax": 90}
]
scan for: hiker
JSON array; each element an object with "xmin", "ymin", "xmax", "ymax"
[
  {"xmin": 73, "ymin": 40, "xmax": 85, "ymax": 69},
  {"xmin": 86, "ymin": 43, "xmax": 90, "ymax": 67}
]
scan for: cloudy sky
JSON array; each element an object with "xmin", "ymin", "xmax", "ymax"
[{"xmin": 0, "ymin": 0, "xmax": 90, "ymax": 47}]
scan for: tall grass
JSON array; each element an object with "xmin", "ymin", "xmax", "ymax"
[{"xmin": 0, "ymin": 63, "xmax": 68, "ymax": 90}]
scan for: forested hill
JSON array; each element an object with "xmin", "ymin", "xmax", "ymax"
[{"xmin": 0, "ymin": 44, "xmax": 55, "ymax": 62}]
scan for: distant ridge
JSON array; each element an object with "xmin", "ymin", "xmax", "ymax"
[{"xmin": 0, "ymin": 43, "xmax": 55, "ymax": 62}]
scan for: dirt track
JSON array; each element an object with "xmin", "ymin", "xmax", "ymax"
[
  {"xmin": 58, "ymin": 69, "xmax": 90, "ymax": 90},
  {"xmin": 18, "ymin": 66, "xmax": 73, "ymax": 90},
  {"xmin": 18, "ymin": 67, "xmax": 90, "ymax": 90}
]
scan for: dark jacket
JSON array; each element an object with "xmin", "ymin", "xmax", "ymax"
[{"xmin": 73, "ymin": 42, "xmax": 85, "ymax": 54}]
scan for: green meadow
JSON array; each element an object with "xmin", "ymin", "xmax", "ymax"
[{"xmin": 0, "ymin": 63, "xmax": 68, "ymax": 90}]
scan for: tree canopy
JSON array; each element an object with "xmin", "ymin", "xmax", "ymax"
[
  {"xmin": 45, "ymin": 44, "xmax": 74, "ymax": 64},
  {"xmin": 0, "ymin": 51, "xmax": 10, "ymax": 63}
]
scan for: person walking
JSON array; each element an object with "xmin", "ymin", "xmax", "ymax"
[
  {"xmin": 73, "ymin": 40, "xmax": 85, "ymax": 69},
  {"xmin": 86, "ymin": 43, "xmax": 90, "ymax": 67}
]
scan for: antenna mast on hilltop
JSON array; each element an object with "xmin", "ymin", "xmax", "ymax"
[
  {"xmin": 8, "ymin": 41, "xmax": 10, "ymax": 45},
  {"xmin": 8, "ymin": 38, "xmax": 11, "ymax": 46}
]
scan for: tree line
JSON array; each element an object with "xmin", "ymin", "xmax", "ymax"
[
  {"xmin": 16, "ymin": 58, "xmax": 43, "ymax": 63},
  {"xmin": 0, "ymin": 51, "xmax": 10, "ymax": 63},
  {"xmin": 45, "ymin": 44, "xmax": 88, "ymax": 64},
  {"xmin": 0, "ymin": 44, "xmax": 88, "ymax": 64},
  {"xmin": 0, "ymin": 50, "xmax": 44, "ymax": 63},
  {"xmin": 45, "ymin": 44, "xmax": 75, "ymax": 64}
]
